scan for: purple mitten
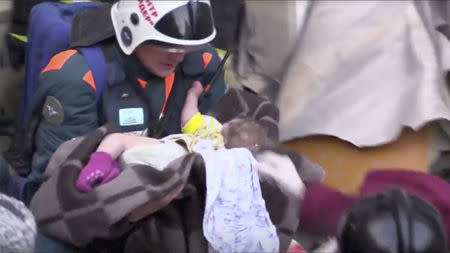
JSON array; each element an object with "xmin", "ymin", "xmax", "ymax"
[{"xmin": 76, "ymin": 152, "xmax": 120, "ymax": 192}]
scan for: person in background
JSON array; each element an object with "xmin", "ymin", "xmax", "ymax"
[
  {"xmin": 299, "ymin": 170, "xmax": 450, "ymax": 253},
  {"xmin": 0, "ymin": 193, "xmax": 37, "ymax": 253}
]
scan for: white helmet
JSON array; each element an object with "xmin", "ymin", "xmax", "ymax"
[{"xmin": 111, "ymin": 0, "xmax": 216, "ymax": 55}]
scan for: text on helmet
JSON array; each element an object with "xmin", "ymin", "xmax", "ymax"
[{"xmin": 138, "ymin": 0, "xmax": 158, "ymax": 26}]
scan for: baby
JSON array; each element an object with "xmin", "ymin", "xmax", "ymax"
[{"xmin": 76, "ymin": 82, "xmax": 274, "ymax": 192}]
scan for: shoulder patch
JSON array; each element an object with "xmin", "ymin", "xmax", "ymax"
[
  {"xmin": 202, "ymin": 52, "xmax": 213, "ymax": 69},
  {"xmin": 82, "ymin": 70, "xmax": 96, "ymax": 91},
  {"xmin": 41, "ymin": 49, "xmax": 78, "ymax": 73},
  {"xmin": 137, "ymin": 78, "xmax": 147, "ymax": 89},
  {"xmin": 42, "ymin": 96, "xmax": 64, "ymax": 124},
  {"xmin": 181, "ymin": 49, "xmax": 206, "ymax": 76}
]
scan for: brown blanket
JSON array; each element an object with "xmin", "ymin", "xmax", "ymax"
[{"xmin": 29, "ymin": 88, "xmax": 320, "ymax": 252}]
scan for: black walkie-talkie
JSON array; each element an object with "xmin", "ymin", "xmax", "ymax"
[{"xmin": 202, "ymin": 50, "xmax": 231, "ymax": 95}]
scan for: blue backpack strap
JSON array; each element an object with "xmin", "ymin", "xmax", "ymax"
[{"xmin": 78, "ymin": 46, "xmax": 108, "ymax": 104}]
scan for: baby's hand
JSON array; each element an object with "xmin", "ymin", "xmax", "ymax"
[
  {"xmin": 181, "ymin": 81, "xmax": 204, "ymax": 127},
  {"xmin": 76, "ymin": 152, "xmax": 120, "ymax": 192}
]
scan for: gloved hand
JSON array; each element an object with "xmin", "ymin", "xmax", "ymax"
[{"xmin": 76, "ymin": 152, "xmax": 120, "ymax": 193}]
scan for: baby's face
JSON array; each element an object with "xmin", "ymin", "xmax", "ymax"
[{"xmin": 221, "ymin": 119, "xmax": 262, "ymax": 148}]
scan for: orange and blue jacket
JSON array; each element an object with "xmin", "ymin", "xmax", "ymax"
[{"xmin": 28, "ymin": 41, "xmax": 226, "ymax": 183}]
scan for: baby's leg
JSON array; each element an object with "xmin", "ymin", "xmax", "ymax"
[
  {"xmin": 97, "ymin": 133, "xmax": 162, "ymax": 159},
  {"xmin": 181, "ymin": 81, "xmax": 204, "ymax": 126}
]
